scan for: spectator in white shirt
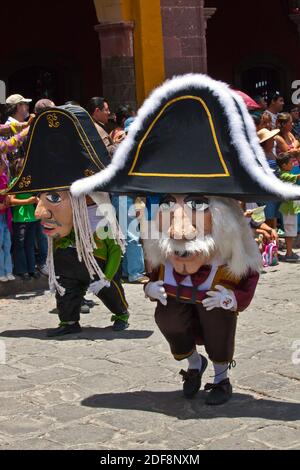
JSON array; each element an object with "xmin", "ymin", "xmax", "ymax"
[
  {"xmin": 5, "ymin": 94, "xmax": 32, "ymax": 124},
  {"xmin": 265, "ymin": 91, "xmax": 284, "ymax": 129}
]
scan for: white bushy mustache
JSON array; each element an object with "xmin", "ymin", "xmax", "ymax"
[
  {"xmin": 142, "ymin": 234, "xmax": 216, "ymax": 267},
  {"xmin": 158, "ymin": 235, "xmax": 216, "ymax": 259}
]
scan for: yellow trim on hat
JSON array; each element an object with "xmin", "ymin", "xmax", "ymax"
[
  {"xmin": 128, "ymin": 95, "xmax": 230, "ymax": 178},
  {"xmin": 9, "ymin": 109, "xmax": 106, "ymax": 194},
  {"xmin": 6, "ymin": 185, "xmax": 70, "ymax": 195}
]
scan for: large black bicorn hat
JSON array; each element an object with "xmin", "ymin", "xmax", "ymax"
[
  {"xmin": 7, "ymin": 105, "xmax": 110, "ymax": 194},
  {"xmin": 71, "ymin": 74, "xmax": 300, "ymax": 201}
]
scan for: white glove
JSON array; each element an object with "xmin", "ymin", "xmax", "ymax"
[
  {"xmin": 202, "ymin": 285, "xmax": 237, "ymax": 311},
  {"xmin": 145, "ymin": 281, "xmax": 167, "ymax": 306},
  {"xmin": 88, "ymin": 278, "xmax": 111, "ymax": 296}
]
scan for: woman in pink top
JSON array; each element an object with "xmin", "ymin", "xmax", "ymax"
[{"xmin": 275, "ymin": 112, "xmax": 300, "ymax": 167}]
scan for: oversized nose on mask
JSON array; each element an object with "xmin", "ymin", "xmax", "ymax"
[
  {"xmin": 35, "ymin": 198, "xmax": 51, "ymax": 220},
  {"xmin": 168, "ymin": 205, "xmax": 197, "ymax": 240}
]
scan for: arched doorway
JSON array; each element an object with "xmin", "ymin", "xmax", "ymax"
[
  {"xmin": 240, "ymin": 66, "xmax": 284, "ymax": 100},
  {"xmin": 8, "ymin": 65, "xmax": 58, "ymax": 105},
  {"xmin": 4, "ymin": 56, "xmax": 82, "ymax": 107},
  {"xmin": 235, "ymin": 55, "xmax": 292, "ymax": 102}
]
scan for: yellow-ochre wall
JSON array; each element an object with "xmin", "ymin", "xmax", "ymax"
[{"xmin": 93, "ymin": 0, "xmax": 165, "ymax": 105}]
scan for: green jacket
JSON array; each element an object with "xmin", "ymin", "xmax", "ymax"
[
  {"xmin": 54, "ymin": 231, "xmax": 122, "ymax": 281},
  {"xmin": 278, "ymin": 171, "xmax": 300, "ymax": 215}
]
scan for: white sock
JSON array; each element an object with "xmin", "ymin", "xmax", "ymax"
[
  {"xmin": 213, "ymin": 363, "xmax": 229, "ymax": 384},
  {"xmin": 187, "ymin": 350, "xmax": 202, "ymax": 371}
]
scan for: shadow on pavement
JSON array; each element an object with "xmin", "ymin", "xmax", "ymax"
[
  {"xmin": 81, "ymin": 390, "xmax": 300, "ymax": 421},
  {"xmin": 0, "ymin": 327, "xmax": 153, "ymax": 341},
  {"xmin": 0, "ymin": 276, "xmax": 48, "ymax": 298},
  {"xmin": 7, "ymin": 291, "xmax": 47, "ymax": 301}
]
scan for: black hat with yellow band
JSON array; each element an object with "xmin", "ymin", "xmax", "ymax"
[
  {"xmin": 71, "ymin": 74, "xmax": 300, "ymax": 202},
  {"xmin": 7, "ymin": 105, "xmax": 110, "ymax": 194}
]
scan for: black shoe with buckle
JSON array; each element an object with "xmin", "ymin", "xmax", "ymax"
[
  {"xmin": 204, "ymin": 378, "xmax": 232, "ymax": 405},
  {"xmin": 179, "ymin": 354, "xmax": 208, "ymax": 399},
  {"xmin": 46, "ymin": 322, "xmax": 82, "ymax": 337}
]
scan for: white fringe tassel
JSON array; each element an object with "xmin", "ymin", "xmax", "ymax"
[
  {"xmin": 69, "ymin": 193, "xmax": 105, "ymax": 281},
  {"xmin": 46, "ymin": 193, "xmax": 105, "ymax": 296}
]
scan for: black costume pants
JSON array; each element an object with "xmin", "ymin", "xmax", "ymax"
[{"xmin": 54, "ymin": 247, "xmax": 128, "ymax": 323}]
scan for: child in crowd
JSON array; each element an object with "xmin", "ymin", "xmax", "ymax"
[
  {"xmin": 242, "ymin": 202, "xmax": 278, "ymax": 245},
  {"xmin": 276, "ymin": 152, "xmax": 300, "ymax": 262},
  {"xmin": 5, "ymin": 158, "xmax": 40, "ymax": 280},
  {"xmin": 6, "ymin": 190, "xmax": 39, "ymax": 280}
]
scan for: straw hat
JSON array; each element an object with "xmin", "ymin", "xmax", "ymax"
[{"xmin": 257, "ymin": 127, "xmax": 280, "ymax": 144}]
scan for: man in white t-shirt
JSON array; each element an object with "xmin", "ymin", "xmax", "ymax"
[
  {"xmin": 265, "ymin": 91, "xmax": 284, "ymax": 129},
  {"xmin": 3, "ymin": 94, "xmax": 32, "ymax": 159},
  {"xmin": 5, "ymin": 94, "xmax": 32, "ymax": 124}
]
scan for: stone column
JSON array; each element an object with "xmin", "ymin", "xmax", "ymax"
[
  {"xmin": 203, "ymin": 6, "xmax": 217, "ymax": 72},
  {"xmin": 94, "ymin": 21, "xmax": 137, "ymax": 111},
  {"xmin": 160, "ymin": 0, "xmax": 207, "ymax": 78}
]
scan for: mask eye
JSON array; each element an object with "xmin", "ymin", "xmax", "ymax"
[
  {"xmin": 186, "ymin": 199, "xmax": 209, "ymax": 212},
  {"xmin": 96, "ymin": 215, "xmax": 107, "ymax": 225},
  {"xmin": 159, "ymin": 200, "xmax": 176, "ymax": 211},
  {"xmin": 46, "ymin": 193, "xmax": 62, "ymax": 204}
]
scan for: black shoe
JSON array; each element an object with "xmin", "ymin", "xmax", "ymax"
[
  {"xmin": 30, "ymin": 272, "xmax": 41, "ymax": 279},
  {"xmin": 49, "ymin": 308, "xmax": 59, "ymax": 314},
  {"xmin": 111, "ymin": 313, "xmax": 129, "ymax": 331},
  {"xmin": 179, "ymin": 354, "xmax": 208, "ymax": 399},
  {"xmin": 80, "ymin": 304, "xmax": 90, "ymax": 314},
  {"xmin": 82, "ymin": 298, "xmax": 95, "ymax": 308},
  {"xmin": 204, "ymin": 378, "xmax": 232, "ymax": 405},
  {"xmin": 18, "ymin": 273, "xmax": 31, "ymax": 281},
  {"xmin": 112, "ymin": 319, "xmax": 129, "ymax": 331},
  {"xmin": 46, "ymin": 322, "xmax": 82, "ymax": 337}
]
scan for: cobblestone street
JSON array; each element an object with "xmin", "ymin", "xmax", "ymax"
[{"xmin": 0, "ymin": 260, "xmax": 299, "ymax": 450}]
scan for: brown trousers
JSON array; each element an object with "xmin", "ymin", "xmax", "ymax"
[{"xmin": 155, "ymin": 296, "xmax": 237, "ymax": 363}]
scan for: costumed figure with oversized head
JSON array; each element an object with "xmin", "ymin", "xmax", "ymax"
[
  {"xmin": 6, "ymin": 105, "xmax": 129, "ymax": 336},
  {"xmin": 71, "ymin": 75, "xmax": 300, "ymax": 405}
]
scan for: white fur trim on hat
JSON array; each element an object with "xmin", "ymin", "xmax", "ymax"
[{"xmin": 71, "ymin": 73, "xmax": 300, "ymax": 200}]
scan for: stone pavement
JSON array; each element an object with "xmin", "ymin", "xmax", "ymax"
[{"xmin": 0, "ymin": 260, "xmax": 299, "ymax": 450}]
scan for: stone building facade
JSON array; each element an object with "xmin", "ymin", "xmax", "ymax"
[{"xmin": 1, "ymin": 1, "xmax": 300, "ymax": 112}]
